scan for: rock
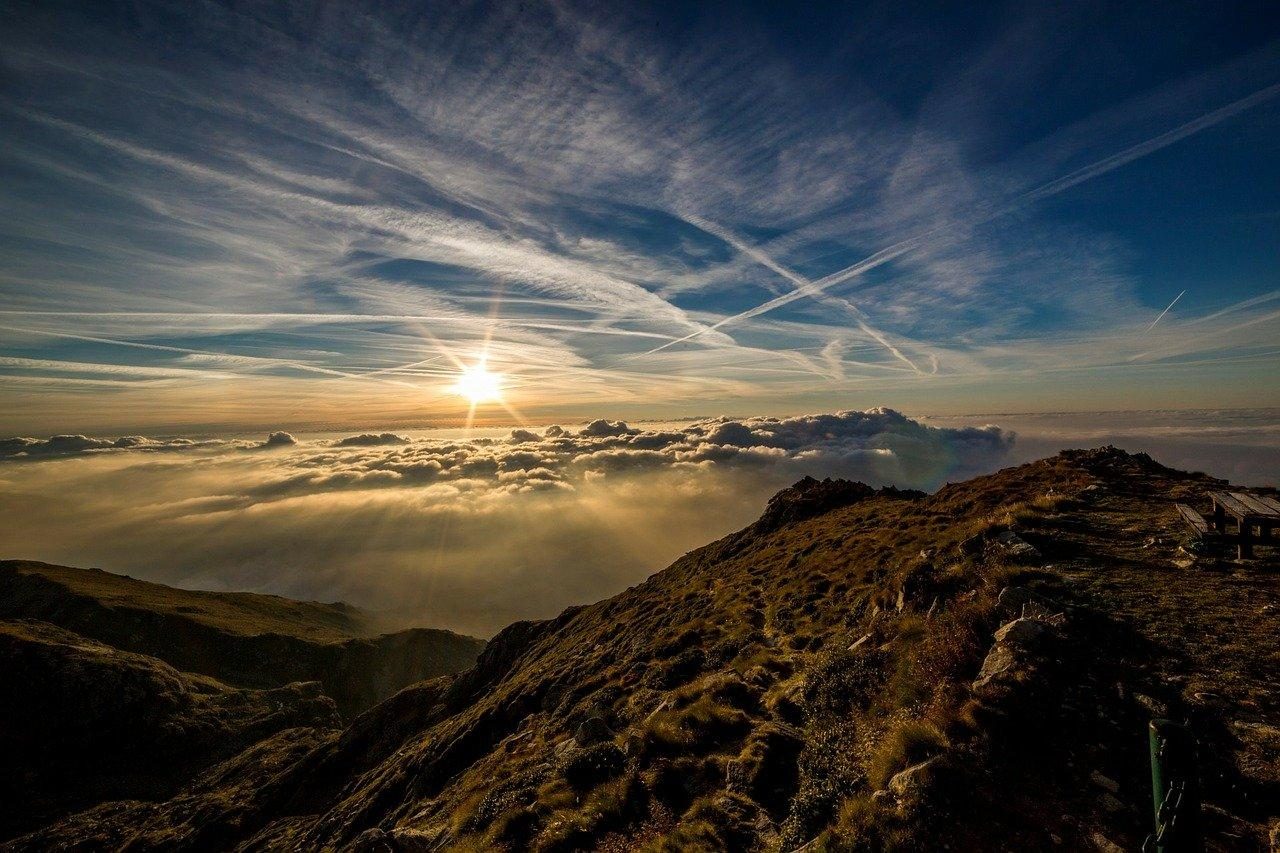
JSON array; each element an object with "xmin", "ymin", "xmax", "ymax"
[
  {"xmin": 972, "ymin": 618, "xmax": 1059, "ymax": 696},
  {"xmin": 503, "ymin": 729, "xmax": 533, "ymax": 752},
  {"xmin": 993, "ymin": 617, "xmax": 1055, "ymax": 647},
  {"xmin": 1133, "ymin": 693, "xmax": 1168, "ymax": 717},
  {"xmin": 996, "ymin": 586, "xmax": 1062, "ymax": 621},
  {"xmin": 972, "ymin": 643, "xmax": 1019, "ymax": 693},
  {"xmin": 351, "ymin": 828, "xmax": 393, "ymax": 852},
  {"xmin": 645, "ymin": 699, "xmax": 671, "ymax": 722},
  {"xmin": 887, "ymin": 757, "xmax": 939, "ymax": 802},
  {"xmin": 1089, "ymin": 771, "xmax": 1119, "ymax": 794},
  {"xmin": 958, "ymin": 533, "xmax": 985, "ymax": 556},
  {"xmin": 574, "ymin": 715, "xmax": 613, "ymax": 746},
  {"xmin": 992, "ymin": 530, "xmax": 1042, "ymax": 562},
  {"xmin": 1098, "ymin": 793, "xmax": 1126, "ymax": 813},
  {"xmin": 622, "ymin": 730, "xmax": 645, "ymax": 757},
  {"xmin": 1089, "ymin": 832, "xmax": 1125, "ymax": 852}
]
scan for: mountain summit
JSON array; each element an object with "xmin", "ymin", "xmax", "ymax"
[{"xmin": 3, "ymin": 448, "xmax": 1277, "ymax": 851}]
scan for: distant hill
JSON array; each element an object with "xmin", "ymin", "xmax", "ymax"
[
  {"xmin": 5, "ymin": 449, "xmax": 1279, "ymax": 850},
  {"xmin": 0, "ymin": 559, "xmax": 374, "ymax": 640},
  {"xmin": 0, "ymin": 560, "xmax": 485, "ymax": 718},
  {"xmin": 0, "ymin": 618, "xmax": 340, "ymax": 840}
]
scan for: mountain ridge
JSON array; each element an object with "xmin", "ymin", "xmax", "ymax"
[
  {"xmin": 4, "ymin": 447, "xmax": 1278, "ymax": 850},
  {"xmin": 0, "ymin": 560, "xmax": 485, "ymax": 718}
]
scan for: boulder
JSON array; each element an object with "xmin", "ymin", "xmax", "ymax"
[
  {"xmin": 994, "ymin": 617, "xmax": 1055, "ymax": 647},
  {"xmin": 973, "ymin": 643, "xmax": 1020, "ymax": 693},
  {"xmin": 992, "ymin": 530, "xmax": 1042, "ymax": 562},
  {"xmin": 888, "ymin": 756, "xmax": 938, "ymax": 800},
  {"xmin": 351, "ymin": 828, "xmax": 393, "ymax": 852},
  {"xmin": 996, "ymin": 586, "xmax": 1063, "ymax": 622},
  {"xmin": 972, "ymin": 617, "xmax": 1059, "ymax": 696},
  {"xmin": 574, "ymin": 715, "xmax": 613, "ymax": 746}
]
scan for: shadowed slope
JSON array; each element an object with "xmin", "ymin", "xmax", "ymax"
[{"xmin": 0, "ymin": 619, "xmax": 340, "ymax": 840}]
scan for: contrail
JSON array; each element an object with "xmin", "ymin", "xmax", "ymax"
[
  {"xmin": 653, "ymin": 215, "xmax": 925, "ymax": 371},
  {"xmin": 647, "ymin": 81, "xmax": 1280, "ymax": 354},
  {"xmin": 0, "ymin": 324, "xmax": 420, "ymax": 387},
  {"xmin": 1144, "ymin": 289, "xmax": 1186, "ymax": 332}
]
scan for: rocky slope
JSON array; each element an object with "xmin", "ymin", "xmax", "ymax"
[
  {"xmin": 5, "ymin": 448, "xmax": 1279, "ymax": 851},
  {"xmin": 0, "ymin": 561, "xmax": 485, "ymax": 717}
]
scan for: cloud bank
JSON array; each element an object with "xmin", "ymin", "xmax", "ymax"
[{"xmin": 0, "ymin": 409, "xmax": 1012, "ymax": 636}]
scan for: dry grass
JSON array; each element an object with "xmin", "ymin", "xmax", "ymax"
[{"xmin": 867, "ymin": 720, "xmax": 948, "ymax": 789}]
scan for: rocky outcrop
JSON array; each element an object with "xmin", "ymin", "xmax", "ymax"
[
  {"xmin": 754, "ymin": 477, "xmax": 877, "ymax": 533},
  {"xmin": 971, "ymin": 616, "xmax": 1063, "ymax": 700}
]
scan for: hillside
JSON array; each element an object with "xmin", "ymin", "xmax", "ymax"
[
  {"xmin": 0, "ymin": 561, "xmax": 485, "ymax": 717},
  {"xmin": 0, "ymin": 619, "xmax": 340, "ymax": 840},
  {"xmin": 6, "ymin": 448, "xmax": 1279, "ymax": 851}
]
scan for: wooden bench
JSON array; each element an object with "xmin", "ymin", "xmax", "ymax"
[
  {"xmin": 1208, "ymin": 491, "xmax": 1280, "ymax": 559},
  {"xmin": 1175, "ymin": 503, "xmax": 1211, "ymax": 537}
]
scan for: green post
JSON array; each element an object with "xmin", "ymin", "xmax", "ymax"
[{"xmin": 1146, "ymin": 719, "xmax": 1201, "ymax": 853}]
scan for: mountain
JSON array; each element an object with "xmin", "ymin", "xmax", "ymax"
[
  {"xmin": 0, "ymin": 619, "xmax": 340, "ymax": 841},
  {"xmin": 0, "ymin": 560, "xmax": 485, "ymax": 717},
  {"xmin": 5, "ymin": 448, "xmax": 1278, "ymax": 851}
]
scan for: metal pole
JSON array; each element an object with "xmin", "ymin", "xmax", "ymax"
[{"xmin": 1145, "ymin": 719, "xmax": 1201, "ymax": 853}]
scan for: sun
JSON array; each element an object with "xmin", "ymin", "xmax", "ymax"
[{"xmin": 451, "ymin": 362, "xmax": 503, "ymax": 404}]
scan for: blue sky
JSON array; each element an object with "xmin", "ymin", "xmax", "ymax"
[{"xmin": 1, "ymin": 0, "xmax": 1278, "ymax": 433}]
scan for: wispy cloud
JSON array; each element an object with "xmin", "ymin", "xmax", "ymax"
[{"xmin": 0, "ymin": 1, "xmax": 1277, "ymax": 431}]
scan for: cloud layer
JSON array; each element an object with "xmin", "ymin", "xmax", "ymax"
[
  {"xmin": 4, "ymin": 407, "xmax": 1276, "ymax": 636},
  {"xmin": 0, "ymin": 409, "xmax": 1012, "ymax": 635}
]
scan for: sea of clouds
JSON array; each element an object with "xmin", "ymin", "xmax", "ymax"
[
  {"xmin": 0, "ymin": 409, "xmax": 1011, "ymax": 636},
  {"xmin": 5, "ymin": 406, "xmax": 1275, "ymax": 636}
]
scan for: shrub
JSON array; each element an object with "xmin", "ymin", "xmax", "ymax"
[
  {"xmin": 802, "ymin": 648, "xmax": 887, "ymax": 720},
  {"xmin": 655, "ymin": 647, "xmax": 707, "ymax": 688},
  {"xmin": 562, "ymin": 742, "xmax": 625, "ymax": 790},
  {"xmin": 912, "ymin": 598, "xmax": 996, "ymax": 688},
  {"xmin": 778, "ymin": 719, "xmax": 863, "ymax": 849}
]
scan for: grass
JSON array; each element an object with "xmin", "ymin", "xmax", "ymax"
[
  {"xmin": 641, "ymin": 694, "xmax": 751, "ymax": 755},
  {"xmin": 867, "ymin": 720, "xmax": 948, "ymax": 789}
]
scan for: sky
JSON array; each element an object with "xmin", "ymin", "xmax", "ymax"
[
  {"xmin": 2, "ymin": 1, "xmax": 1279, "ymax": 627},
  {"xmin": 1, "ymin": 0, "xmax": 1278, "ymax": 434}
]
